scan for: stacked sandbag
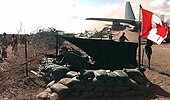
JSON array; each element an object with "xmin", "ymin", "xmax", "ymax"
[
  {"xmin": 36, "ymin": 91, "xmax": 51, "ymax": 100},
  {"xmin": 50, "ymin": 83, "xmax": 70, "ymax": 98},
  {"xmin": 37, "ymin": 68, "xmax": 149, "ymax": 99},
  {"xmin": 66, "ymin": 71, "xmax": 78, "ymax": 78},
  {"xmin": 39, "ymin": 57, "xmax": 55, "ymax": 67},
  {"xmin": 36, "ymin": 87, "xmax": 53, "ymax": 99},
  {"xmin": 123, "ymin": 68, "xmax": 149, "ymax": 86},
  {"xmin": 39, "ymin": 64, "xmax": 70, "ymax": 83},
  {"xmin": 51, "ymin": 66, "xmax": 70, "ymax": 82},
  {"xmin": 123, "ymin": 68, "xmax": 150, "ymax": 91}
]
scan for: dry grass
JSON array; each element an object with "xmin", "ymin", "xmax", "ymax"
[{"xmin": 0, "ymin": 43, "xmax": 54, "ymax": 99}]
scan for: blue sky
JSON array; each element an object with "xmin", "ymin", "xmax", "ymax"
[{"xmin": 0, "ymin": 0, "xmax": 169, "ymax": 34}]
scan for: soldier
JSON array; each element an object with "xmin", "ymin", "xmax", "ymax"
[
  {"xmin": 57, "ymin": 47, "xmax": 88, "ymax": 71},
  {"xmin": 1, "ymin": 32, "xmax": 8, "ymax": 60},
  {"xmin": 11, "ymin": 34, "xmax": 18, "ymax": 55},
  {"xmin": 119, "ymin": 32, "xmax": 130, "ymax": 42},
  {"xmin": 145, "ymin": 39, "xmax": 153, "ymax": 70}
]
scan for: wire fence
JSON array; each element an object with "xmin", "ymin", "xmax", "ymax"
[{"xmin": 0, "ymin": 34, "xmax": 57, "ymax": 79}]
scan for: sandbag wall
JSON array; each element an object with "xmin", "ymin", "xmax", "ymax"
[{"xmin": 37, "ymin": 64, "xmax": 149, "ymax": 100}]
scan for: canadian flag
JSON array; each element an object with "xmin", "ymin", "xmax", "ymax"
[{"xmin": 141, "ymin": 8, "xmax": 169, "ymax": 45}]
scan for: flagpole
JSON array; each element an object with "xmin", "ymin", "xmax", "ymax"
[{"xmin": 138, "ymin": 5, "xmax": 142, "ymax": 69}]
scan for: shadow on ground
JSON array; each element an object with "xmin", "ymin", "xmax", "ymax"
[{"xmin": 148, "ymin": 82, "xmax": 170, "ymax": 98}]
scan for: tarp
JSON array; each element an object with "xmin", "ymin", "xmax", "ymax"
[{"xmin": 62, "ymin": 37, "xmax": 138, "ymax": 70}]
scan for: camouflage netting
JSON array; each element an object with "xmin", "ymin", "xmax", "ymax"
[{"xmin": 36, "ymin": 63, "xmax": 149, "ymax": 100}]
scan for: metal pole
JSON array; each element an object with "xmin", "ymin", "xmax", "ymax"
[
  {"xmin": 142, "ymin": 48, "xmax": 144, "ymax": 65},
  {"xmin": 25, "ymin": 37, "xmax": 28, "ymax": 77},
  {"xmin": 138, "ymin": 5, "xmax": 142, "ymax": 69},
  {"xmin": 56, "ymin": 33, "xmax": 59, "ymax": 55},
  {"xmin": 58, "ymin": 35, "xmax": 61, "ymax": 51}
]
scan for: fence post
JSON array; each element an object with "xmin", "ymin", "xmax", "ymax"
[
  {"xmin": 25, "ymin": 37, "xmax": 28, "ymax": 77},
  {"xmin": 56, "ymin": 33, "xmax": 59, "ymax": 55}
]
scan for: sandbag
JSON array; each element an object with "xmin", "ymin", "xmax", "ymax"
[
  {"xmin": 94, "ymin": 69, "xmax": 107, "ymax": 76},
  {"xmin": 44, "ymin": 64, "xmax": 59, "ymax": 73},
  {"xmin": 105, "ymin": 79, "xmax": 117, "ymax": 87},
  {"xmin": 113, "ymin": 70, "xmax": 131, "ymax": 86},
  {"xmin": 39, "ymin": 57, "xmax": 48, "ymax": 65},
  {"xmin": 50, "ymin": 83, "xmax": 70, "ymax": 97},
  {"xmin": 49, "ymin": 92, "xmax": 59, "ymax": 100},
  {"xmin": 107, "ymin": 71, "xmax": 117, "ymax": 78},
  {"xmin": 62, "ymin": 76, "xmax": 80, "ymax": 87},
  {"xmin": 81, "ymin": 92, "xmax": 95, "ymax": 98},
  {"xmin": 58, "ymin": 77, "xmax": 72, "ymax": 86},
  {"xmin": 44, "ymin": 87, "xmax": 52, "ymax": 93},
  {"xmin": 94, "ymin": 69, "xmax": 108, "ymax": 81},
  {"xmin": 128, "ymin": 79, "xmax": 145, "ymax": 91},
  {"xmin": 36, "ymin": 91, "xmax": 50, "ymax": 99},
  {"xmin": 106, "ymin": 72, "xmax": 118, "ymax": 87},
  {"xmin": 40, "ymin": 64, "xmax": 69, "ymax": 73},
  {"xmin": 94, "ymin": 86, "xmax": 106, "ymax": 93},
  {"xmin": 122, "ymin": 90, "xmax": 146, "ymax": 96},
  {"xmin": 51, "ymin": 65, "xmax": 70, "ymax": 82},
  {"xmin": 70, "ymin": 81, "xmax": 94, "ymax": 92},
  {"xmin": 47, "ymin": 80, "xmax": 55, "ymax": 87},
  {"xmin": 66, "ymin": 71, "xmax": 78, "ymax": 78},
  {"xmin": 112, "ymin": 86, "xmax": 130, "ymax": 93},
  {"xmin": 78, "ymin": 70, "xmax": 95, "ymax": 80},
  {"xmin": 113, "ymin": 70, "xmax": 129, "ymax": 78},
  {"xmin": 115, "ymin": 79, "xmax": 125, "ymax": 87},
  {"xmin": 123, "ymin": 68, "xmax": 148, "ymax": 85},
  {"xmin": 92, "ymin": 78, "xmax": 105, "ymax": 87},
  {"xmin": 71, "ymin": 92, "xmax": 82, "ymax": 97},
  {"xmin": 68, "ymin": 77, "xmax": 83, "ymax": 96}
]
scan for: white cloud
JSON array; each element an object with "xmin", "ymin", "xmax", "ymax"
[
  {"xmin": 150, "ymin": 0, "xmax": 165, "ymax": 6},
  {"xmin": 0, "ymin": 0, "xmax": 128, "ymax": 34},
  {"xmin": 149, "ymin": 0, "xmax": 170, "ymax": 21},
  {"xmin": 0, "ymin": 0, "xmax": 169, "ymax": 34},
  {"xmin": 168, "ymin": 1, "xmax": 170, "ymax": 5},
  {"xmin": 74, "ymin": 3, "xmax": 124, "ymax": 31},
  {"xmin": 0, "ymin": 0, "xmax": 82, "ymax": 34}
]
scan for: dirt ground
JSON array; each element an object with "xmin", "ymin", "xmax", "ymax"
[
  {"xmin": 0, "ymin": 43, "xmax": 170, "ymax": 100},
  {"xmin": 142, "ymin": 43, "xmax": 170, "ymax": 100}
]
